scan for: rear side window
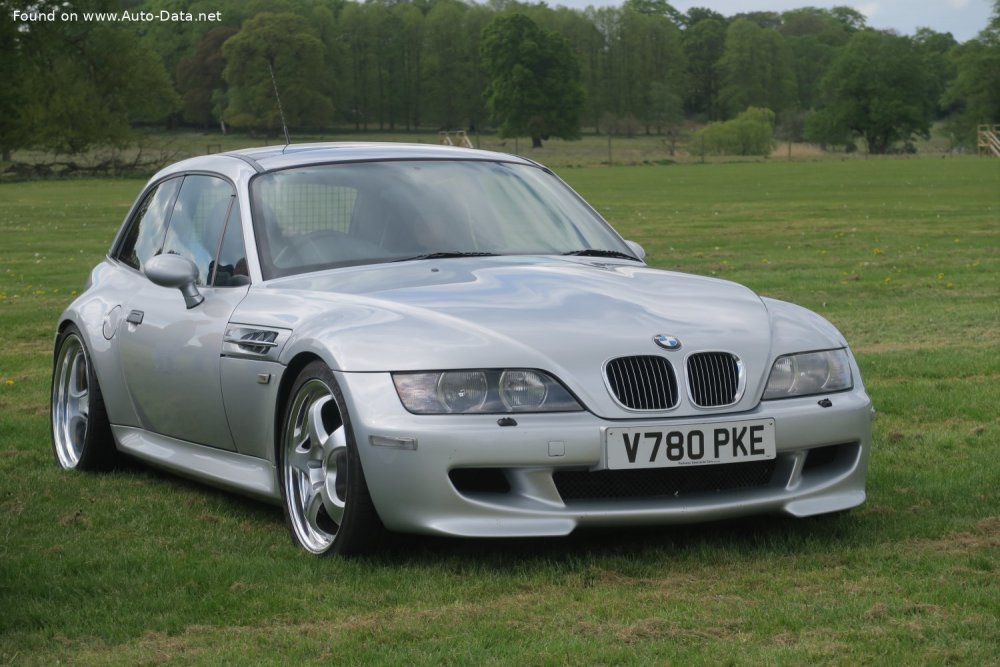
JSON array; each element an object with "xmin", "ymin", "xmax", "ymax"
[
  {"xmin": 160, "ymin": 175, "xmax": 235, "ymax": 286},
  {"xmin": 116, "ymin": 178, "xmax": 181, "ymax": 271}
]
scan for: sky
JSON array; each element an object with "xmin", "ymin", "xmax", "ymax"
[{"xmin": 549, "ymin": 0, "xmax": 995, "ymax": 42}]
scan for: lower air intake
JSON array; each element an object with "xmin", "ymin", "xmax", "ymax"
[{"xmin": 553, "ymin": 460, "xmax": 776, "ymax": 502}]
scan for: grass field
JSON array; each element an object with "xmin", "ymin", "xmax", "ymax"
[{"xmin": 1, "ymin": 157, "xmax": 998, "ymax": 664}]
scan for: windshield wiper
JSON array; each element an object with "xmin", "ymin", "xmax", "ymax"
[
  {"xmin": 561, "ymin": 248, "xmax": 640, "ymax": 261},
  {"xmin": 390, "ymin": 251, "xmax": 499, "ymax": 263}
]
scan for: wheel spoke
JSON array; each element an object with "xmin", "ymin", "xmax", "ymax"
[
  {"xmin": 286, "ymin": 445, "xmax": 312, "ymax": 476},
  {"xmin": 68, "ymin": 414, "xmax": 88, "ymax": 441},
  {"xmin": 305, "ymin": 395, "xmax": 333, "ymax": 451},
  {"xmin": 303, "ymin": 483, "xmax": 326, "ymax": 534},
  {"xmin": 66, "ymin": 390, "xmax": 89, "ymax": 421},
  {"xmin": 322, "ymin": 426, "xmax": 348, "ymax": 525}
]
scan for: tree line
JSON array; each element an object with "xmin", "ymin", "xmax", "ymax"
[{"xmin": 1, "ymin": 0, "xmax": 998, "ymax": 159}]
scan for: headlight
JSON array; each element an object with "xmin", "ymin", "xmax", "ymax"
[
  {"xmin": 392, "ymin": 369, "xmax": 583, "ymax": 414},
  {"xmin": 762, "ymin": 349, "xmax": 853, "ymax": 400}
]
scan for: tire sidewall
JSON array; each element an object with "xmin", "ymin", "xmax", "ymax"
[
  {"xmin": 51, "ymin": 323, "xmax": 114, "ymax": 470},
  {"xmin": 278, "ymin": 360, "xmax": 373, "ymax": 556}
]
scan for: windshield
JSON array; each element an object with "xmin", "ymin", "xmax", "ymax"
[{"xmin": 250, "ymin": 159, "xmax": 635, "ymax": 279}]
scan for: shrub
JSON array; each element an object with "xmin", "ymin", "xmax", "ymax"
[{"xmin": 690, "ymin": 107, "xmax": 776, "ymax": 156}]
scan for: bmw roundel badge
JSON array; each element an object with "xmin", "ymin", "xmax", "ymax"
[{"xmin": 653, "ymin": 334, "xmax": 682, "ymax": 351}]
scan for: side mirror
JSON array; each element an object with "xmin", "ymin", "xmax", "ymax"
[
  {"xmin": 144, "ymin": 254, "xmax": 204, "ymax": 309},
  {"xmin": 625, "ymin": 240, "xmax": 646, "ymax": 262}
]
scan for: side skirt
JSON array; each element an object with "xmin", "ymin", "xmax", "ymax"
[{"xmin": 112, "ymin": 425, "xmax": 280, "ymax": 503}]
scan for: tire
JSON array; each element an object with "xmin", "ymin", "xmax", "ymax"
[
  {"xmin": 279, "ymin": 360, "xmax": 388, "ymax": 556},
  {"xmin": 51, "ymin": 324, "xmax": 116, "ymax": 470}
]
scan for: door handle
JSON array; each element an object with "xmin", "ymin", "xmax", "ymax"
[{"xmin": 126, "ymin": 310, "xmax": 144, "ymax": 325}]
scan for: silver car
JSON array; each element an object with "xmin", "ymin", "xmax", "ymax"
[{"xmin": 52, "ymin": 143, "xmax": 874, "ymax": 555}]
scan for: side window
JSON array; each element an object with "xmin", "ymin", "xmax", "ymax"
[
  {"xmin": 212, "ymin": 203, "xmax": 250, "ymax": 287},
  {"xmin": 116, "ymin": 178, "xmax": 181, "ymax": 271},
  {"xmin": 160, "ymin": 175, "xmax": 235, "ymax": 286}
]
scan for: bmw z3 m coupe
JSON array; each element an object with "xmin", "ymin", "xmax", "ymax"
[{"xmin": 52, "ymin": 143, "xmax": 874, "ymax": 555}]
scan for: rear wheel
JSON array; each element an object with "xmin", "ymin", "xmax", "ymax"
[
  {"xmin": 51, "ymin": 325, "xmax": 116, "ymax": 470},
  {"xmin": 279, "ymin": 360, "xmax": 387, "ymax": 556}
]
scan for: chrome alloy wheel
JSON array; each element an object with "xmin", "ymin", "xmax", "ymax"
[
  {"xmin": 282, "ymin": 378, "xmax": 350, "ymax": 554},
  {"xmin": 52, "ymin": 333, "xmax": 91, "ymax": 469}
]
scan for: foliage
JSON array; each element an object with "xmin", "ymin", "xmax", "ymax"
[
  {"xmin": 718, "ymin": 19, "xmax": 796, "ymax": 118},
  {"xmin": 480, "ymin": 13, "xmax": 584, "ymax": 147},
  {"xmin": 943, "ymin": 13, "xmax": 1000, "ymax": 146},
  {"xmin": 221, "ymin": 12, "xmax": 334, "ymax": 132},
  {"xmin": 1, "ymin": 0, "xmax": 998, "ymax": 156},
  {"xmin": 1, "ymin": 0, "xmax": 179, "ymax": 155},
  {"xmin": 811, "ymin": 30, "xmax": 935, "ymax": 154},
  {"xmin": 690, "ymin": 106, "xmax": 776, "ymax": 156},
  {"xmin": 176, "ymin": 26, "xmax": 238, "ymax": 127}
]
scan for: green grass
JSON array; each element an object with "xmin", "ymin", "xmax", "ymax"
[{"xmin": 1, "ymin": 157, "xmax": 998, "ymax": 665}]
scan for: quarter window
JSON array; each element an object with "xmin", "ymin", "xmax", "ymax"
[{"xmin": 212, "ymin": 203, "xmax": 250, "ymax": 287}]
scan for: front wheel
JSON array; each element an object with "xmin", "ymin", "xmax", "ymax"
[
  {"xmin": 51, "ymin": 324, "xmax": 116, "ymax": 470},
  {"xmin": 279, "ymin": 361, "xmax": 387, "ymax": 556}
]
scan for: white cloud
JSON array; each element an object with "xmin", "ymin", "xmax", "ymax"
[{"xmin": 856, "ymin": 2, "xmax": 881, "ymax": 19}]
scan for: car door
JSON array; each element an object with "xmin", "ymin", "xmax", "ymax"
[{"xmin": 115, "ymin": 173, "xmax": 251, "ymax": 451}]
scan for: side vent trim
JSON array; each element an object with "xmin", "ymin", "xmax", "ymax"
[{"xmin": 222, "ymin": 325, "xmax": 290, "ymax": 360}]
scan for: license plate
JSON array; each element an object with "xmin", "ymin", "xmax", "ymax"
[{"xmin": 606, "ymin": 418, "xmax": 775, "ymax": 470}]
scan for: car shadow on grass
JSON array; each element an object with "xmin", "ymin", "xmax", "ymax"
[{"xmin": 367, "ymin": 512, "xmax": 863, "ymax": 567}]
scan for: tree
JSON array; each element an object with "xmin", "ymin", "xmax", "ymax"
[
  {"xmin": 682, "ymin": 16, "xmax": 727, "ymax": 118},
  {"xmin": 592, "ymin": 6, "xmax": 687, "ymax": 133},
  {"xmin": 423, "ymin": 0, "xmax": 478, "ymax": 130},
  {"xmin": 778, "ymin": 8, "xmax": 857, "ymax": 111},
  {"xmin": 0, "ymin": 6, "xmax": 26, "ymax": 160},
  {"xmin": 913, "ymin": 28, "xmax": 958, "ymax": 119},
  {"xmin": 718, "ymin": 19, "xmax": 796, "ymax": 118},
  {"xmin": 5, "ymin": 2, "xmax": 179, "ymax": 156},
  {"xmin": 176, "ymin": 26, "xmax": 239, "ymax": 127},
  {"xmin": 222, "ymin": 12, "xmax": 334, "ymax": 133},
  {"xmin": 648, "ymin": 82, "xmax": 684, "ymax": 152},
  {"xmin": 481, "ymin": 13, "xmax": 584, "ymax": 148},
  {"xmin": 943, "ymin": 6, "xmax": 1000, "ymax": 146},
  {"xmin": 813, "ymin": 30, "xmax": 934, "ymax": 154}
]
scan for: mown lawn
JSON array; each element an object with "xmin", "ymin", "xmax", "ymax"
[{"xmin": 1, "ymin": 156, "xmax": 997, "ymax": 665}]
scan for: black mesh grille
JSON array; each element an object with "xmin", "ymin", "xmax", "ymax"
[
  {"xmin": 687, "ymin": 352, "xmax": 741, "ymax": 407},
  {"xmin": 553, "ymin": 460, "xmax": 776, "ymax": 502},
  {"xmin": 605, "ymin": 356, "xmax": 678, "ymax": 410}
]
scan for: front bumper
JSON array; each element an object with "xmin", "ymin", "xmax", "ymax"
[{"xmin": 338, "ymin": 372, "xmax": 873, "ymax": 537}]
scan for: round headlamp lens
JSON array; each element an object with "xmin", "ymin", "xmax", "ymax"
[
  {"xmin": 764, "ymin": 356, "xmax": 795, "ymax": 396},
  {"xmin": 437, "ymin": 371, "xmax": 488, "ymax": 413},
  {"xmin": 499, "ymin": 369, "xmax": 548, "ymax": 410}
]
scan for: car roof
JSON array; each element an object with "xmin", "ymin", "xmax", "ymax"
[{"xmin": 222, "ymin": 142, "xmax": 537, "ymax": 173}]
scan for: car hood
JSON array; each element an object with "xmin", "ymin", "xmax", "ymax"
[{"xmin": 235, "ymin": 256, "xmax": 844, "ymax": 418}]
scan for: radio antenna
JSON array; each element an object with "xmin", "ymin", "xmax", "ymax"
[{"xmin": 267, "ymin": 61, "xmax": 291, "ymax": 152}]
